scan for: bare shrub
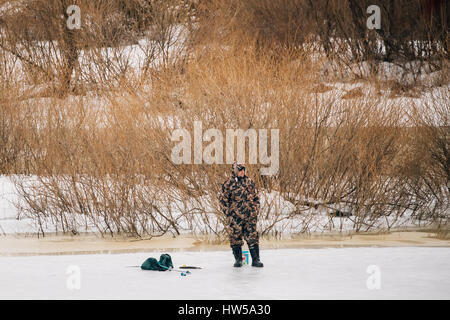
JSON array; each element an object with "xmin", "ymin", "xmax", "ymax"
[
  {"xmin": 404, "ymin": 89, "xmax": 450, "ymax": 227},
  {"xmin": 4, "ymin": 1, "xmax": 448, "ymax": 238},
  {"xmin": 193, "ymin": 0, "xmax": 448, "ymax": 83},
  {"xmin": 0, "ymin": 0, "xmax": 192, "ymax": 96}
]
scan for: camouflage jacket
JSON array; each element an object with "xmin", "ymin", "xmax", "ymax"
[{"xmin": 219, "ymin": 165, "xmax": 260, "ymax": 219}]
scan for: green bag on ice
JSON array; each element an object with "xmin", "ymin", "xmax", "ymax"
[{"xmin": 141, "ymin": 254, "xmax": 173, "ymax": 271}]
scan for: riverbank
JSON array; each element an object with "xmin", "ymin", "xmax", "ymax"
[{"xmin": 1, "ymin": 229, "xmax": 449, "ymax": 256}]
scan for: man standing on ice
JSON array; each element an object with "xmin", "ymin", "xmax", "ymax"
[{"xmin": 219, "ymin": 163, "xmax": 264, "ymax": 268}]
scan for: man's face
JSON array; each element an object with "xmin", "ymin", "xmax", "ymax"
[{"xmin": 237, "ymin": 169, "xmax": 245, "ymax": 177}]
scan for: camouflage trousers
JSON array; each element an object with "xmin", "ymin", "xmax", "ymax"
[{"xmin": 227, "ymin": 212, "xmax": 259, "ymax": 249}]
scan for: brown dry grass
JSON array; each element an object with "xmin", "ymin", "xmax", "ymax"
[{"xmin": 0, "ymin": 0, "xmax": 448, "ymax": 238}]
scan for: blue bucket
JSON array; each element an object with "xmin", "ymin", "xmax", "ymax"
[{"xmin": 242, "ymin": 250, "xmax": 250, "ymax": 265}]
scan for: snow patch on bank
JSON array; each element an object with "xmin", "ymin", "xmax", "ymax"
[{"xmin": 0, "ymin": 175, "xmax": 435, "ymax": 237}]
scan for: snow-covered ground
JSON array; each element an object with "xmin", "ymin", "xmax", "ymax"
[
  {"xmin": 0, "ymin": 176, "xmax": 25, "ymax": 235},
  {"xmin": 0, "ymin": 247, "xmax": 449, "ymax": 299}
]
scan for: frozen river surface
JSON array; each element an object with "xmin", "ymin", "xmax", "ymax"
[{"xmin": 0, "ymin": 247, "xmax": 449, "ymax": 299}]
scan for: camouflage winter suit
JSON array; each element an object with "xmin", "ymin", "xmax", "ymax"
[{"xmin": 219, "ymin": 164, "xmax": 260, "ymax": 249}]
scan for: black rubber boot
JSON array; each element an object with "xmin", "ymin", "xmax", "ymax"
[
  {"xmin": 231, "ymin": 245, "xmax": 243, "ymax": 267},
  {"xmin": 249, "ymin": 244, "xmax": 264, "ymax": 267}
]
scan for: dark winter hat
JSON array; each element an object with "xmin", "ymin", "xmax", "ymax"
[{"xmin": 232, "ymin": 162, "xmax": 245, "ymax": 175}]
